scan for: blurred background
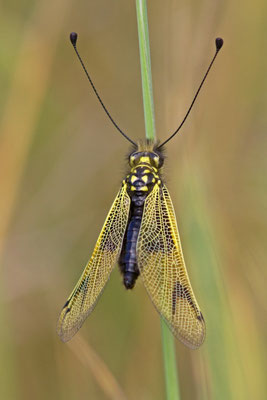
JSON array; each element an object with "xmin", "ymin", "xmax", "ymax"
[{"xmin": 1, "ymin": 0, "xmax": 266, "ymax": 399}]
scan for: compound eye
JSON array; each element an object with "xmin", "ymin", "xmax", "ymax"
[
  {"xmin": 154, "ymin": 156, "xmax": 159, "ymax": 167},
  {"xmin": 129, "ymin": 152, "xmax": 140, "ymax": 166},
  {"xmin": 151, "ymin": 153, "xmax": 160, "ymax": 167},
  {"xmin": 152, "ymin": 152, "xmax": 164, "ymax": 168}
]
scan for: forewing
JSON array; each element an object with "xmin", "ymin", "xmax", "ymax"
[
  {"xmin": 57, "ymin": 183, "xmax": 130, "ymax": 342},
  {"xmin": 137, "ymin": 184, "xmax": 205, "ymax": 349}
]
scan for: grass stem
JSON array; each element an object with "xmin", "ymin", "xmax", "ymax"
[
  {"xmin": 135, "ymin": 1, "xmax": 180, "ymax": 398},
  {"xmin": 136, "ymin": 0, "xmax": 156, "ymax": 140},
  {"xmin": 161, "ymin": 319, "xmax": 180, "ymax": 400}
]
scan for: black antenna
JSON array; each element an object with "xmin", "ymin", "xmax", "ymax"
[
  {"xmin": 158, "ymin": 37, "xmax": 224, "ymax": 149},
  {"xmin": 69, "ymin": 32, "xmax": 137, "ymax": 147}
]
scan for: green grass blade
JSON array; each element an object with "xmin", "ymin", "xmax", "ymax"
[
  {"xmin": 135, "ymin": 1, "xmax": 180, "ymax": 399},
  {"xmin": 136, "ymin": 0, "xmax": 156, "ymax": 140},
  {"xmin": 161, "ymin": 319, "xmax": 180, "ymax": 400}
]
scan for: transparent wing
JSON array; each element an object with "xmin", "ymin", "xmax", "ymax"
[
  {"xmin": 137, "ymin": 183, "xmax": 205, "ymax": 349},
  {"xmin": 57, "ymin": 183, "xmax": 130, "ymax": 342}
]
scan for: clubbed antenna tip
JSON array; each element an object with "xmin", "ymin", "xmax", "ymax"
[
  {"xmin": 70, "ymin": 32, "xmax": 78, "ymax": 47},
  {"xmin": 215, "ymin": 37, "xmax": 224, "ymax": 51}
]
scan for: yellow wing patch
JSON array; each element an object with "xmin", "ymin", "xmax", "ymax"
[
  {"xmin": 57, "ymin": 183, "xmax": 130, "ymax": 342},
  {"xmin": 137, "ymin": 184, "xmax": 205, "ymax": 349}
]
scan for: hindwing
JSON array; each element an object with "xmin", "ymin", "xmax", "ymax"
[{"xmin": 137, "ymin": 183, "xmax": 205, "ymax": 349}]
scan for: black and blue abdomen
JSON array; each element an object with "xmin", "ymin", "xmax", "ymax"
[{"xmin": 119, "ymin": 160, "xmax": 161, "ymax": 289}]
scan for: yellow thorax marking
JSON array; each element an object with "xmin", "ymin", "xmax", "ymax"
[
  {"xmin": 130, "ymin": 175, "xmax": 138, "ymax": 183},
  {"xmin": 142, "ymin": 175, "xmax": 148, "ymax": 184},
  {"xmin": 130, "ymin": 185, "xmax": 148, "ymax": 192},
  {"xmin": 131, "ymin": 165, "xmax": 157, "ymax": 173}
]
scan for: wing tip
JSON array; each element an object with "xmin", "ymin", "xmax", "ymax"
[
  {"xmin": 56, "ymin": 321, "xmax": 79, "ymax": 343},
  {"xmin": 163, "ymin": 315, "xmax": 206, "ymax": 349},
  {"xmin": 56, "ymin": 306, "xmax": 76, "ymax": 343},
  {"xmin": 176, "ymin": 330, "xmax": 206, "ymax": 350}
]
